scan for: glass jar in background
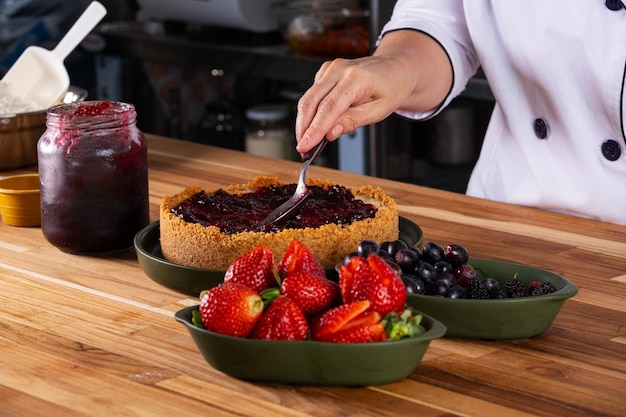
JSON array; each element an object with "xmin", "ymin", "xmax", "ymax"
[
  {"xmin": 198, "ymin": 100, "xmax": 244, "ymax": 151},
  {"xmin": 244, "ymin": 103, "xmax": 297, "ymax": 160},
  {"xmin": 37, "ymin": 101, "xmax": 150, "ymax": 254}
]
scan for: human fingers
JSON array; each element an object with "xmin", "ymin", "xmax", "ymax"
[
  {"xmin": 294, "ymin": 60, "xmax": 349, "ymax": 152},
  {"xmin": 296, "ymin": 57, "xmax": 406, "ymax": 154},
  {"xmin": 295, "ymin": 58, "xmax": 381, "ymax": 153}
]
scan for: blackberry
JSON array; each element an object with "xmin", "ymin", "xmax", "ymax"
[
  {"xmin": 505, "ymin": 278, "xmax": 526, "ymax": 298},
  {"xmin": 530, "ymin": 282, "xmax": 558, "ymax": 296},
  {"xmin": 468, "ymin": 279, "xmax": 491, "ymax": 299},
  {"xmin": 484, "ymin": 278, "xmax": 501, "ymax": 298}
]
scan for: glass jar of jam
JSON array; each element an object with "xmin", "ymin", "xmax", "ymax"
[{"xmin": 37, "ymin": 101, "xmax": 150, "ymax": 254}]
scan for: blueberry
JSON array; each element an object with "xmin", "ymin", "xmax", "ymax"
[
  {"xmin": 444, "ymin": 243, "xmax": 469, "ymax": 267},
  {"xmin": 484, "ymin": 277, "xmax": 501, "ymax": 298},
  {"xmin": 448, "ymin": 285, "xmax": 466, "ymax": 299},
  {"xmin": 395, "ymin": 248, "xmax": 420, "ymax": 274},
  {"xmin": 384, "ymin": 260, "xmax": 402, "ymax": 276},
  {"xmin": 437, "ymin": 271, "xmax": 458, "ymax": 287},
  {"xmin": 387, "ymin": 239, "xmax": 409, "ymax": 257},
  {"xmin": 455, "ymin": 263, "xmax": 477, "ymax": 287},
  {"xmin": 401, "ymin": 274, "xmax": 425, "ymax": 294},
  {"xmin": 433, "ymin": 260, "xmax": 453, "ymax": 275},
  {"xmin": 421, "ymin": 242, "xmax": 445, "ymax": 265},
  {"xmin": 357, "ymin": 239, "xmax": 379, "ymax": 258},
  {"xmin": 378, "ymin": 241, "xmax": 392, "ymax": 256},
  {"xmin": 415, "ymin": 261, "xmax": 438, "ymax": 286},
  {"xmin": 408, "ymin": 246, "xmax": 422, "ymax": 259},
  {"xmin": 430, "ymin": 280, "xmax": 450, "ymax": 297}
]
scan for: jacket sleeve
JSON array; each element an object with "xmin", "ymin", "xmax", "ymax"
[{"xmin": 379, "ymin": 0, "xmax": 480, "ymax": 120}]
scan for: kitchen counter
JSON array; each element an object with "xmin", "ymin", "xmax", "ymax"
[{"xmin": 1, "ymin": 135, "xmax": 624, "ymax": 417}]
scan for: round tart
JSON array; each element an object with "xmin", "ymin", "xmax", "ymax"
[{"xmin": 159, "ymin": 176, "xmax": 399, "ymax": 270}]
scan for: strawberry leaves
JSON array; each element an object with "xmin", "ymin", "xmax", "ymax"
[{"xmin": 383, "ymin": 309, "xmax": 426, "ymax": 340}]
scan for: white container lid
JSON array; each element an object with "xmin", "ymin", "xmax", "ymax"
[{"xmin": 246, "ymin": 104, "xmax": 289, "ymax": 121}]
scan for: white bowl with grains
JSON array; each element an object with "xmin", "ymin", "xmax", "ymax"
[{"xmin": 0, "ymin": 82, "xmax": 87, "ymax": 170}]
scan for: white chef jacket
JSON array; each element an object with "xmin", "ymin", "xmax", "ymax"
[{"xmin": 382, "ymin": 0, "xmax": 626, "ymax": 225}]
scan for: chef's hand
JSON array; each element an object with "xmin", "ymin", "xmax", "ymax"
[{"xmin": 295, "ymin": 31, "xmax": 453, "ymax": 155}]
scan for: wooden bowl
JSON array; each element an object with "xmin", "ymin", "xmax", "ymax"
[{"xmin": 0, "ymin": 86, "xmax": 87, "ymax": 170}]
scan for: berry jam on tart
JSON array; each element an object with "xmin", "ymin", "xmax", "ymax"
[{"xmin": 159, "ymin": 176, "xmax": 398, "ymax": 270}]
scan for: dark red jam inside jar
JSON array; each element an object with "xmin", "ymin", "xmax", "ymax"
[
  {"xmin": 170, "ymin": 184, "xmax": 378, "ymax": 234},
  {"xmin": 38, "ymin": 101, "xmax": 150, "ymax": 254}
]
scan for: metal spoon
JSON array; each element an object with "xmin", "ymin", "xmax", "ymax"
[{"xmin": 256, "ymin": 138, "xmax": 328, "ymax": 227}]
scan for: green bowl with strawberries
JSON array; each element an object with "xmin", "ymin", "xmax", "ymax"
[
  {"xmin": 406, "ymin": 258, "xmax": 578, "ymax": 339},
  {"xmin": 175, "ymin": 305, "xmax": 446, "ymax": 386}
]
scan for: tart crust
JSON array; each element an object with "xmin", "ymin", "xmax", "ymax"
[{"xmin": 160, "ymin": 176, "xmax": 399, "ymax": 270}]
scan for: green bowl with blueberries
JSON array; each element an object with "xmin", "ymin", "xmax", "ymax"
[
  {"xmin": 406, "ymin": 258, "xmax": 578, "ymax": 339},
  {"xmin": 345, "ymin": 240, "xmax": 579, "ymax": 340}
]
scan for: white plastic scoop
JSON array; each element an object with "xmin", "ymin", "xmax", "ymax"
[{"xmin": 1, "ymin": 1, "xmax": 107, "ymax": 110}]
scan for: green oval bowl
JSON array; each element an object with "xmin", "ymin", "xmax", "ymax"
[
  {"xmin": 174, "ymin": 305, "xmax": 446, "ymax": 386},
  {"xmin": 406, "ymin": 258, "xmax": 578, "ymax": 340},
  {"xmin": 134, "ymin": 217, "xmax": 423, "ymax": 296},
  {"xmin": 134, "ymin": 221, "xmax": 224, "ymax": 296}
]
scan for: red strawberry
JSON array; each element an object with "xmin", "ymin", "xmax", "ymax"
[
  {"xmin": 339, "ymin": 254, "xmax": 407, "ymax": 316},
  {"xmin": 310, "ymin": 300, "xmax": 371, "ymax": 339},
  {"xmin": 250, "ymin": 296, "xmax": 309, "ymax": 341},
  {"xmin": 199, "ymin": 282, "xmax": 264, "ymax": 338},
  {"xmin": 310, "ymin": 300, "xmax": 388, "ymax": 343},
  {"xmin": 280, "ymin": 271, "xmax": 341, "ymax": 316},
  {"xmin": 277, "ymin": 239, "xmax": 326, "ymax": 279},
  {"xmin": 319, "ymin": 323, "xmax": 388, "ymax": 343},
  {"xmin": 224, "ymin": 245, "xmax": 276, "ymax": 293}
]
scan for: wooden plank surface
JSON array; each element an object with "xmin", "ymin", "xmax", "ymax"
[{"xmin": 0, "ymin": 135, "xmax": 625, "ymax": 417}]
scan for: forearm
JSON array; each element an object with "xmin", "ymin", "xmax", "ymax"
[{"xmin": 375, "ymin": 30, "xmax": 453, "ymax": 113}]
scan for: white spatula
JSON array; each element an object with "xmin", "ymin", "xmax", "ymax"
[{"xmin": 1, "ymin": 1, "xmax": 107, "ymax": 110}]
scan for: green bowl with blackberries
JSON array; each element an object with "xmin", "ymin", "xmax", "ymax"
[
  {"xmin": 344, "ymin": 240, "xmax": 579, "ymax": 340},
  {"xmin": 406, "ymin": 257, "xmax": 578, "ymax": 339}
]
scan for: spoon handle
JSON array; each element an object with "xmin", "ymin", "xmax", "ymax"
[
  {"xmin": 302, "ymin": 138, "xmax": 328, "ymax": 162},
  {"xmin": 52, "ymin": 1, "xmax": 107, "ymax": 61}
]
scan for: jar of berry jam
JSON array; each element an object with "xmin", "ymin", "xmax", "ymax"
[{"xmin": 37, "ymin": 101, "xmax": 150, "ymax": 254}]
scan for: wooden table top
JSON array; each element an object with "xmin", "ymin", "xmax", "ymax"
[{"xmin": 1, "ymin": 134, "xmax": 625, "ymax": 417}]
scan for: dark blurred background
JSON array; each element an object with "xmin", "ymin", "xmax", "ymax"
[{"xmin": 0, "ymin": 0, "xmax": 494, "ymax": 192}]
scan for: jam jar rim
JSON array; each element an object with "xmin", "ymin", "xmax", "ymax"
[{"xmin": 46, "ymin": 101, "xmax": 137, "ymax": 131}]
